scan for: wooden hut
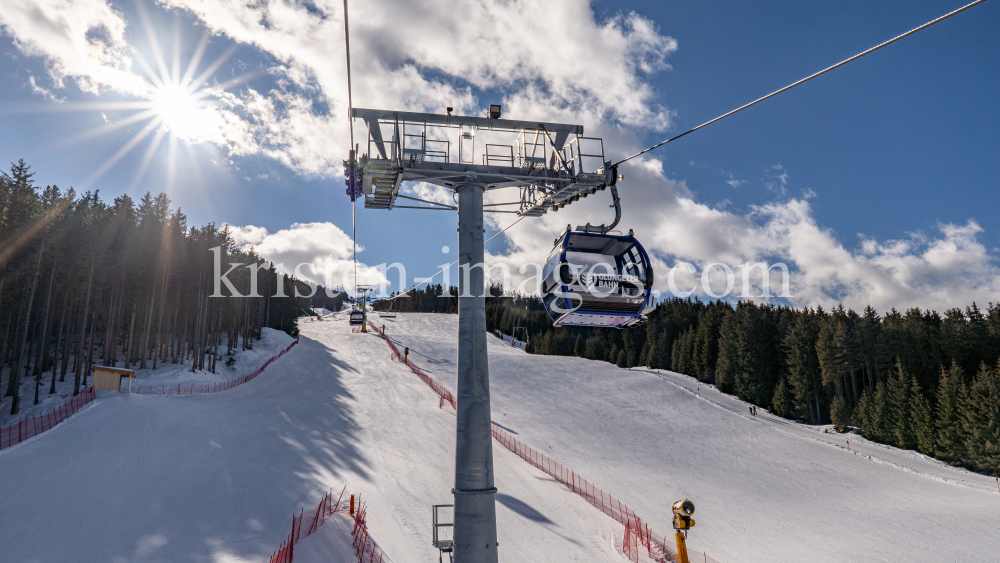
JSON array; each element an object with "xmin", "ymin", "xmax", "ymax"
[{"xmin": 91, "ymin": 366, "xmax": 136, "ymax": 392}]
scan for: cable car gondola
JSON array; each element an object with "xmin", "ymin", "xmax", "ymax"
[
  {"xmin": 349, "ymin": 309, "xmax": 367, "ymax": 326},
  {"xmin": 539, "ymin": 178, "xmax": 654, "ymax": 328},
  {"xmin": 541, "ymin": 230, "xmax": 653, "ymax": 328}
]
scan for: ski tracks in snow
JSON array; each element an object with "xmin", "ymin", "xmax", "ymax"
[{"xmin": 636, "ymin": 367, "xmax": 1000, "ymax": 493}]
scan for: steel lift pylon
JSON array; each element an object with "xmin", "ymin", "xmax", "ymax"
[{"xmin": 346, "ymin": 105, "xmax": 613, "ymax": 562}]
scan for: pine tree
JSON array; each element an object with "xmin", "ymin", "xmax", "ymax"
[
  {"xmin": 830, "ymin": 396, "xmax": 851, "ymax": 430},
  {"xmin": 888, "ymin": 364, "xmax": 914, "ymax": 450},
  {"xmin": 960, "ymin": 363, "xmax": 1000, "ymax": 473},
  {"xmin": 692, "ymin": 307, "xmax": 723, "ymax": 382},
  {"xmin": 855, "ymin": 390, "xmax": 876, "ymax": 440},
  {"xmin": 785, "ymin": 310, "xmax": 822, "ymax": 422},
  {"xmin": 910, "ymin": 374, "xmax": 935, "ymax": 455},
  {"xmin": 716, "ymin": 301, "xmax": 783, "ymax": 405},
  {"xmin": 671, "ymin": 328, "xmax": 695, "ymax": 376},
  {"xmin": 935, "ymin": 362, "xmax": 966, "ymax": 464},
  {"xmin": 771, "ymin": 375, "xmax": 793, "ymax": 418},
  {"xmin": 857, "ymin": 381, "xmax": 892, "ymax": 444}
]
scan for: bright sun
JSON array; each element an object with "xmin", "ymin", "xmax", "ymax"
[
  {"xmin": 149, "ymin": 83, "xmax": 210, "ymax": 142},
  {"xmin": 50, "ymin": 30, "xmax": 247, "ymax": 189}
]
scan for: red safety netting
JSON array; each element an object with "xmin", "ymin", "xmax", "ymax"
[
  {"xmin": 131, "ymin": 337, "xmax": 298, "ymax": 395},
  {"xmin": 269, "ymin": 487, "xmax": 387, "ymax": 563},
  {"xmin": 369, "ymin": 330, "xmax": 722, "ymax": 563},
  {"xmin": 0, "ymin": 387, "xmax": 96, "ymax": 451},
  {"xmin": 351, "ymin": 500, "xmax": 387, "ymax": 563},
  {"xmin": 368, "ymin": 323, "xmax": 457, "ymax": 409},
  {"xmin": 624, "ymin": 520, "xmax": 641, "ymax": 562},
  {"xmin": 491, "ymin": 423, "xmax": 722, "ymax": 563}
]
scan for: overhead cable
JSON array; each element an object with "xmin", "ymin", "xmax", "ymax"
[
  {"xmin": 343, "ymin": 0, "xmax": 358, "ymax": 300},
  {"xmin": 614, "ymin": 0, "xmax": 991, "ymax": 166},
  {"xmin": 380, "ymin": 216, "xmax": 527, "ymax": 303}
]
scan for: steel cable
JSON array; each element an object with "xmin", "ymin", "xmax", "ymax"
[{"xmin": 613, "ymin": 0, "xmax": 991, "ymax": 166}]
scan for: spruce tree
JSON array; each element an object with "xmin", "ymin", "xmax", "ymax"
[
  {"xmin": 855, "ymin": 390, "xmax": 878, "ymax": 440},
  {"xmin": 935, "ymin": 362, "xmax": 966, "ymax": 464},
  {"xmin": 888, "ymin": 364, "xmax": 915, "ymax": 449},
  {"xmin": 784, "ymin": 310, "xmax": 822, "ymax": 422},
  {"xmin": 771, "ymin": 375, "xmax": 793, "ymax": 419},
  {"xmin": 830, "ymin": 396, "xmax": 851, "ymax": 430},
  {"xmin": 960, "ymin": 363, "xmax": 1000, "ymax": 473},
  {"xmin": 910, "ymin": 374, "xmax": 935, "ymax": 455},
  {"xmin": 858, "ymin": 381, "xmax": 892, "ymax": 444}
]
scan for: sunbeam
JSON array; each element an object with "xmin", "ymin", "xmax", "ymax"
[
  {"xmin": 11, "ymin": 8, "xmax": 251, "ymax": 191},
  {"xmin": 129, "ymin": 126, "xmax": 169, "ymax": 190}
]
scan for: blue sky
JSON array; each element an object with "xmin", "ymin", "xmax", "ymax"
[{"xmin": 1, "ymin": 0, "xmax": 997, "ymax": 311}]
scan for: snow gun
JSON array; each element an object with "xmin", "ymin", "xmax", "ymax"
[{"xmin": 672, "ymin": 499, "xmax": 696, "ymax": 563}]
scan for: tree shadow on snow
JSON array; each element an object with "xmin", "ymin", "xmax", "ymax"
[{"xmin": 123, "ymin": 333, "xmax": 371, "ymax": 563}]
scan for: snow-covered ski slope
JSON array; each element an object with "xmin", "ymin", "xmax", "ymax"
[
  {"xmin": 373, "ymin": 314, "xmax": 999, "ymax": 563},
  {"xmin": 0, "ymin": 317, "xmax": 624, "ymax": 563},
  {"xmin": 0, "ymin": 312, "xmax": 996, "ymax": 563}
]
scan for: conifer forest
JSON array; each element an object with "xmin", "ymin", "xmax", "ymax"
[{"xmin": 0, "ymin": 160, "xmax": 343, "ymax": 416}]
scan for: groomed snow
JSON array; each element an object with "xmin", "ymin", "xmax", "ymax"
[
  {"xmin": 1, "ymin": 313, "xmax": 997, "ymax": 563},
  {"xmin": 375, "ymin": 313, "xmax": 1000, "ymax": 563},
  {"xmin": 0, "ymin": 316, "xmax": 626, "ymax": 562}
]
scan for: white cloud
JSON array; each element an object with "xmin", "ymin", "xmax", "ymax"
[
  {"xmin": 484, "ymin": 160, "xmax": 1000, "ymax": 313},
  {"xmin": 0, "ymin": 0, "xmax": 145, "ymax": 94},
  {"xmin": 400, "ymin": 182, "xmax": 454, "ymax": 207},
  {"xmin": 227, "ymin": 224, "xmax": 268, "ymax": 246},
  {"xmin": 2, "ymin": 0, "xmax": 676, "ymax": 174},
  {"xmin": 6, "ymin": 1, "xmax": 998, "ymax": 312},
  {"xmin": 763, "ymin": 164, "xmax": 789, "ymax": 194},
  {"xmin": 28, "ymin": 74, "xmax": 65, "ymax": 102},
  {"xmin": 156, "ymin": 0, "xmax": 675, "ymax": 173},
  {"xmin": 227, "ymin": 221, "xmax": 386, "ymax": 291}
]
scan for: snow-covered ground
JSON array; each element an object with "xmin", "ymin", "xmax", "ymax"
[
  {"xmin": 375, "ymin": 314, "xmax": 1000, "ymax": 563},
  {"xmin": 0, "ymin": 315, "xmax": 624, "ymax": 562},
  {"xmin": 0, "ymin": 328, "xmax": 293, "ymax": 427},
  {"xmin": 493, "ymin": 331, "xmax": 526, "ymax": 350},
  {"xmin": 0, "ymin": 312, "xmax": 997, "ymax": 562},
  {"xmin": 292, "ymin": 512, "xmax": 365, "ymax": 563}
]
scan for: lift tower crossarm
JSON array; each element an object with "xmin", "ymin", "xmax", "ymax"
[
  {"xmin": 352, "ymin": 108, "xmax": 584, "ymax": 135},
  {"xmin": 349, "ymin": 108, "xmax": 608, "ymax": 219}
]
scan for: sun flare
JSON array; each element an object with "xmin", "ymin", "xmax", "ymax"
[
  {"xmin": 31, "ymin": 19, "xmax": 251, "ymax": 191},
  {"xmin": 148, "ymin": 83, "xmax": 208, "ymax": 141}
]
